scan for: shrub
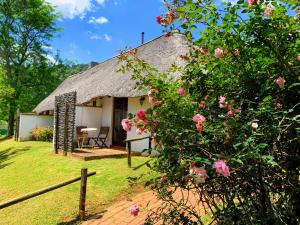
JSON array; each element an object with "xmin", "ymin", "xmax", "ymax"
[
  {"xmin": 31, "ymin": 127, "xmax": 53, "ymax": 142},
  {"xmin": 119, "ymin": 0, "xmax": 300, "ymax": 224}
]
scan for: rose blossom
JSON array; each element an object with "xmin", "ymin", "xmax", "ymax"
[
  {"xmin": 219, "ymin": 96, "xmax": 227, "ymax": 108},
  {"xmin": 189, "ymin": 166, "xmax": 207, "ymax": 184},
  {"xmin": 234, "ymin": 108, "xmax": 242, "ymax": 114},
  {"xmin": 198, "ymin": 101, "xmax": 205, "ymax": 109},
  {"xmin": 297, "ymin": 55, "xmax": 300, "ymax": 62},
  {"xmin": 275, "ymin": 102, "xmax": 283, "ymax": 109},
  {"xmin": 212, "ymin": 160, "xmax": 230, "ymax": 177},
  {"xmin": 193, "ymin": 114, "xmax": 206, "ymax": 124},
  {"xmin": 148, "ymin": 88, "xmax": 156, "ymax": 96},
  {"xmin": 215, "ymin": 48, "xmax": 224, "ymax": 58},
  {"xmin": 227, "ymin": 110, "xmax": 234, "ymax": 117},
  {"xmin": 275, "ymin": 76, "xmax": 286, "ymax": 88},
  {"xmin": 156, "ymin": 16, "xmax": 163, "ymax": 24},
  {"xmin": 251, "ymin": 122, "xmax": 258, "ymax": 129},
  {"xmin": 196, "ymin": 122, "xmax": 203, "ymax": 133},
  {"xmin": 178, "ymin": 88, "xmax": 187, "ymax": 96},
  {"xmin": 129, "ymin": 204, "xmax": 139, "ymax": 216},
  {"xmin": 136, "ymin": 109, "xmax": 146, "ymax": 120},
  {"xmin": 204, "ymin": 95, "xmax": 209, "ymax": 101},
  {"xmin": 121, "ymin": 118, "xmax": 131, "ymax": 132}
]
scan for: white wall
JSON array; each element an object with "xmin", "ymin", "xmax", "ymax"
[
  {"xmin": 101, "ymin": 96, "xmax": 114, "ymax": 146},
  {"xmin": 18, "ymin": 114, "xmax": 53, "ymax": 141},
  {"xmin": 75, "ymin": 106, "xmax": 102, "ymax": 138},
  {"xmin": 127, "ymin": 97, "xmax": 151, "ymax": 153}
]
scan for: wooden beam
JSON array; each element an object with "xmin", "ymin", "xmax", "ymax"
[{"xmin": 0, "ymin": 171, "xmax": 96, "ymax": 210}]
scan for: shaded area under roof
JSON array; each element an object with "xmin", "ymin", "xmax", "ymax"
[{"xmin": 33, "ymin": 33, "xmax": 190, "ymax": 114}]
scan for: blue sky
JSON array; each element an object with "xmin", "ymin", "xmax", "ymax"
[{"xmin": 47, "ymin": 0, "xmax": 166, "ymax": 64}]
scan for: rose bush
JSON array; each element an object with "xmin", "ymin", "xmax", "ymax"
[{"xmin": 120, "ymin": 0, "xmax": 300, "ymax": 224}]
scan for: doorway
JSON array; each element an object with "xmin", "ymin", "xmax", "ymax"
[{"xmin": 112, "ymin": 98, "xmax": 128, "ymax": 147}]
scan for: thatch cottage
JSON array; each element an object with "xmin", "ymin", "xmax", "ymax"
[{"xmin": 18, "ymin": 33, "xmax": 190, "ymax": 152}]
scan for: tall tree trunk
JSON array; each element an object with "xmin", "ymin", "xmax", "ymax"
[{"xmin": 7, "ymin": 104, "xmax": 15, "ymax": 137}]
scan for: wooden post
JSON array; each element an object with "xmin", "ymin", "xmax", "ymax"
[
  {"xmin": 79, "ymin": 168, "xmax": 88, "ymax": 220},
  {"xmin": 127, "ymin": 141, "xmax": 131, "ymax": 168},
  {"xmin": 148, "ymin": 137, "xmax": 152, "ymax": 150},
  {"xmin": 15, "ymin": 109, "xmax": 20, "ymax": 141}
]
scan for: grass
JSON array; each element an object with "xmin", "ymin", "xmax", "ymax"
[{"xmin": 0, "ymin": 139, "xmax": 155, "ymax": 225}]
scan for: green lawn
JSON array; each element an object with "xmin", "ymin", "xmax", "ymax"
[{"xmin": 0, "ymin": 139, "xmax": 154, "ymax": 225}]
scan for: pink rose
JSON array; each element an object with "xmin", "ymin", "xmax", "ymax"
[
  {"xmin": 297, "ymin": 55, "xmax": 300, "ymax": 62},
  {"xmin": 178, "ymin": 88, "xmax": 187, "ymax": 96},
  {"xmin": 189, "ymin": 166, "xmax": 207, "ymax": 184},
  {"xmin": 156, "ymin": 16, "xmax": 163, "ymax": 24},
  {"xmin": 121, "ymin": 118, "xmax": 131, "ymax": 132},
  {"xmin": 275, "ymin": 102, "xmax": 282, "ymax": 109},
  {"xmin": 198, "ymin": 101, "xmax": 205, "ymax": 109},
  {"xmin": 234, "ymin": 108, "xmax": 242, "ymax": 114},
  {"xmin": 227, "ymin": 110, "xmax": 234, "ymax": 117},
  {"xmin": 129, "ymin": 204, "xmax": 139, "ymax": 216},
  {"xmin": 204, "ymin": 95, "xmax": 209, "ymax": 101},
  {"xmin": 263, "ymin": 6, "xmax": 272, "ymax": 17},
  {"xmin": 148, "ymin": 88, "xmax": 156, "ymax": 96},
  {"xmin": 219, "ymin": 96, "xmax": 226, "ymax": 104},
  {"xmin": 215, "ymin": 48, "xmax": 224, "ymax": 58},
  {"xmin": 136, "ymin": 109, "xmax": 146, "ymax": 120},
  {"xmin": 275, "ymin": 76, "xmax": 286, "ymax": 88},
  {"xmin": 193, "ymin": 114, "xmax": 206, "ymax": 124},
  {"xmin": 213, "ymin": 160, "xmax": 230, "ymax": 177}
]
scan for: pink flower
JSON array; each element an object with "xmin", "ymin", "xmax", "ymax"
[
  {"xmin": 156, "ymin": 16, "xmax": 163, "ymax": 24},
  {"xmin": 121, "ymin": 118, "xmax": 131, "ymax": 132},
  {"xmin": 129, "ymin": 204, "xmax": 139, "ymax": 216},
  {"xmin": 196, "ymin": 122, "xmax": 203, "ymax": 133},
  {"xmin": 215, "ymin": 48, "xmax": 224, "ymax": 58},
  {"xmin": 178, "ymin": 88, "xmax": 187, "ymax": 96},
  {"xmin": 227, "ymin": 110, "xmax": 234, "ymax": 117},
  {"xmin": 232, "ymin": 49, "xmax": 240, "ymax": 57},
  {"xmin": 219, "ymin": 96, "xmax": 226, "ymax": 104},
  {"xmin": 193, "ymin": 114, "xmax": 206, "ymax": 124},
  {"xmin": 204, "ymin": 95, "xmax": 209, "ymax": 101},
  {"xmin": 275, "ymin": 102, "xmax": 282, "ymax": 109},
  {"xmin": 275, "ymin": 76, "xmax": 286, "ymax": 88},
  {"xmin": 136, "ymin": 109, "xmax": 146, "ymax": 120},
  {"xmin": 136, "ymin": 128, "xmax": 144, "ymax": 135},
  {"xmin": 198, "ymin": 101, "xmax": 205, "ymax": 109},
  {"xmin": 213, "ymin": 160, "xmax": 230, "ymax": 177},
  {"xmin": 190, "ymin": 166, "xmax": 207, "ymax": 184},
  {"xmin": 263, "ymin": 5, "xmax": 272, "ymax": 17},
  {"xmin": 234, "ymin": 108, "xmax": 242, "ymax": 114},
  {"xmin": 199, "ymin": 48, "xmax": 208, "ymax": 55},
  {"xmin": 297, "ymin": 55, "xmax": 300, "ymax": 62},
  {"xmin": 148, "ymin": 88, "xmax": 156, "ymax": 96}
]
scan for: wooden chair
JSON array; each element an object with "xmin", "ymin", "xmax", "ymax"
[
  {"xmin": 89, "ymin": 127, "xmax": 109, "ymax": 148},
  {"xmin": 76, "ymin": 126, "xmax": 88, "ymax": 148}
]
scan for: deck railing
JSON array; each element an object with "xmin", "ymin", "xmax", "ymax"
[
  {"xmin": 0, "ymin": 168, "xmax": 96, "ymax": 221},
  {"xmin": 125, "ymin": 136, "xmax": 152, "ymax": 168}
]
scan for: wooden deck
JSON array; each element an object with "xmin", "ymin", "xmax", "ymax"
[{"xmin": 58, "ymin": 148, "xmax": 140, "ymax": 161}]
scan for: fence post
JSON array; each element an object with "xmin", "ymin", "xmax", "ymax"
[
  {"xmin": 127, "ymin": 142, "xmax": 131, "ymax": 168},
  {"xmin": 79, "ymin": 168, "xmax": 87, "ymax": 220},
  {"xmin": 63, "ymin": 104, "xmax": 69, "ymax": 156}
]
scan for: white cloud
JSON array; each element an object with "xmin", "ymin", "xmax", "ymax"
[
  {"xmin": 47, "ymin": 0, "xmax": 93, "ymax": 19},
  {"xmin": 88, "ymin": 16, "xmax": 109, "ymax": 24},
  {"xmin": 96, "ymin": 0, "xmax": 106, "ymax": 6},
  {"xmin": 46, "ymin": 54, "xmax": 56, "ymax": 64},
  {"xmin": 90, "ymin": 34, "xmax": 102, "ymax": 40},
  {"xmin": 104, "ymin": 34, "xmax": 112, "ymax": 41}
]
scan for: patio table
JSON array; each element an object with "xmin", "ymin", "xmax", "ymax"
[{"xmin": 80, "ymin": 128, "xmax": 97, "ymax": 148}]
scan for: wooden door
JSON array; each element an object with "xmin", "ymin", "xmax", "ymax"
[{"xmin": 112, "ymin": 98, "xmax": 128, "ymax": 147}]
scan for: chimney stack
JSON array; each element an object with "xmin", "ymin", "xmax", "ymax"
[{"xmin": 141, "ymin": 32, "xmax": 145, "ymax": 44}]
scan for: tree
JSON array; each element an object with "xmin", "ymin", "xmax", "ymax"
[
  {"xmin": 120, "ymin": 0, "xmax": 300, "ymax": 224},
  {"xmin": 0, "ymin": 0, "xmax": 59, "ymax": 136}
]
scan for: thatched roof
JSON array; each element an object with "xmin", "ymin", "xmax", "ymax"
[{"xmin": 33, "ymin": 33, "xmax": 190, "ymax": 114}]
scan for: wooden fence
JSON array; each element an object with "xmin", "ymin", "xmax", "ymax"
[{"xmin": 0, "ymin": 168, "xmax": 96, "ymax": 221}]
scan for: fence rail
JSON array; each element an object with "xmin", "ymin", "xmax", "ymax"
[
  {"xmin": 125, "ymin": 136, "xmax": 152, "ymax": 168},
  {"xmin": 0, "ymin": 168, "xmax": 96, "ymax": 220}
]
